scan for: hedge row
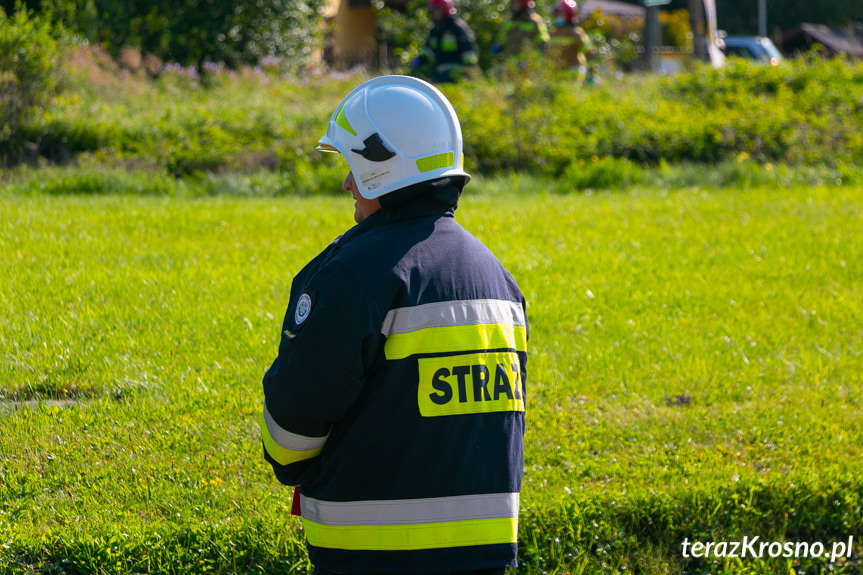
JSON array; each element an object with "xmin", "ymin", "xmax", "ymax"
[
  {"xmin": 449, "ymin": 55, "xmax": 863, "ymax": 176},
  {"xmin": 5, "ymin": 46, "xmax": 863, "ymax": 178}
]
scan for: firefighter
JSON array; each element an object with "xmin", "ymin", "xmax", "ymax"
[
  {"xmin": 261, "ymin": 75, "xmax": 528, "ymax": 575},
  {"xmin": 549, "ymin": 0, "xmax": 593, "ymax": 81},
  {"xmin": 494, "ymin": 0, "xmax": 550, "ymax": 63},
  {"xmin": 412, "ymin": 0, "xmax": 479, "ymax": 83}
]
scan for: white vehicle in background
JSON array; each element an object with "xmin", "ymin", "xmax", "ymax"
[{"xmin": 720, "ymin": 35, "xmax": 783, "ymax": 65}]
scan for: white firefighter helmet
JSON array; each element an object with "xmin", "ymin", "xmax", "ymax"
[{"xmin": 316, "ymin": 75, "xmax": 471, "ymax": 200}]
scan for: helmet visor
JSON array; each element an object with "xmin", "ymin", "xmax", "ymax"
[{"xmin": 315, "ymin": 142, "xmax": 340, "ymax": 153}]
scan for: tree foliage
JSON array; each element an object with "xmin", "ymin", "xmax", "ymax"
[
  {"xmin": 0, "ymin": 0, "xmax": 326, "ymax": 71},
  {"xmin": 0, "ymin": 3, "xmax": 64, "ymax": 161}
]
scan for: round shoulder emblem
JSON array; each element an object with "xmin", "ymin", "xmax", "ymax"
[{"xmin": 295, "ymin": 293, "xmax": 313, "ymax": 325}]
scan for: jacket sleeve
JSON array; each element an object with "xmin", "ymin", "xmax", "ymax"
[
  {"xmin": 458, "ymin": 23, "xmax": 479, "ymax": 66},
  {"xmin": 534, "ymin": 16, "xmax": 550, "ymax": 49},
  {"xmin": 261, "ymin": 260, "xmax": 385, "ymax": 486},
  {"xmin": 419, "ymin": 32, "xmax": 436, "ymax": 66}
]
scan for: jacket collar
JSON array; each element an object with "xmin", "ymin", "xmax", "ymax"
[{"xmin": 336, "ymin": 176, "xmax": 467, "ymax": 246}]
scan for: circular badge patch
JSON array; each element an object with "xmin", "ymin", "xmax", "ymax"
[{"xmin": 295, "ymin": 293, "xmax": 312, "ymax": 326}]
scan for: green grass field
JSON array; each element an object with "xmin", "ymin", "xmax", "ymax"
[{"xmin": 1, "ymin": 179, "xmax": 862, "ymax": 574}]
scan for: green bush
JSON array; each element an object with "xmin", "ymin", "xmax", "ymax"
[
  {"xmin": 558, "ymin": 156, "xmax": 644, "ymax": 191},
  {"xmin": 451, "ymin": 56, "xmax": 863, "ymax": 175},
  {"xmin": 0, "ymin": 5, "xmax": 64, "ymax": 163},
  {"xmin": 13, "ymin": 48, "xmax": 863, "ymax": 180}
]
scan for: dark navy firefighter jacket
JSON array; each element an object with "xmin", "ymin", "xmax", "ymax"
[{"xmin": 261, "ymin": 177, "xmax": 528, "ymax": 574}]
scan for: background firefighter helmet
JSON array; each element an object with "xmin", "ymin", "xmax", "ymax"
[
  {"xmin": 553, "ymin": 0, "xmax": 579, "ymax": 24},
  {"xmin": 316, "ymin": 76, "xmax": 470, "ymax": 200},
  {"xmin": 428, "ymin": 0, "xmax": 457, "ymax": 15}
]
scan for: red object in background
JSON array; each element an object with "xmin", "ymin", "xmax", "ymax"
[{"xmin": 291, "ymin": 486, "xmax": 302, "ymax": 516}]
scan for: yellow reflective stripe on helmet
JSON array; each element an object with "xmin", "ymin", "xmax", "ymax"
[
  {"xmin": 384, "ymin": 323, "xmax": 527, "ymax": 360},
  {"xmin": 416, "ymin": 152, "xmax": 454, "ymax": 173},
  {"xmin": 261, "ymin": 402, "xmax": 328, "ymax": 466},
  {"xmin": 335, "ymin": 99, "xmax": 357, "ymax": 136},
  {"xmin": 302, "ymin": 516, "xmax": 517, "ymax": 550}
]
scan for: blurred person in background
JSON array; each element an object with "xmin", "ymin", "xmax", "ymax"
[
  {"xmin": 493, "ymin": 0, "xmax": 549, "ymax": 65},
  {"xmin": 549, "ymin": 0, "xmax": 594, "ymax": 83},
  {"xmin": 412, "ymin": 0, "xmax": 479, "ymax": 83}
]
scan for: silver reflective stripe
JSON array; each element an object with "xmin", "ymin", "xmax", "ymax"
[
  {"xmin": 300, "ymin": 492, "xmax": 519, "ymax": 526},
  {"xmin": 263, "ymin": 400, "xmax": 328, "ymax": 451},
  {"xmin": 381, "ymin": 299, "xmax": 525, "ymax": 337}
]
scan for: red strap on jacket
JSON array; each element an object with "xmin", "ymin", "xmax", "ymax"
[{"xmin": 291, "ymin": 486, "xmax": 302, "ymax": 516}]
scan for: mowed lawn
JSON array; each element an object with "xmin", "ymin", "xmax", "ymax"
[{"xmin": 1, "ymin": 181, "xmax": 861, "ymax": 574}]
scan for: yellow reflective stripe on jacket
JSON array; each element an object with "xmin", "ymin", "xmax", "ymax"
[
  {"xmin": 300, "ymin": 492, "xmax": 519, "ymax": 550},
  {"xmin": 261, "ymin": 401, "xmax": 328, "ymax": 466},
  {"xmin": 382, "ymin": 299, "xmax": 526, "ymax": 359},
  {"xmin": 382, "ymin": 299, "xmax": 526, "ymax": 335},
  {"xmin": 384, "ymin": 323, "xmax": 527, "ymax": 360},
  {"xmin": 303, "ymin": 516, "xmax": 517, "ymax": 550}
]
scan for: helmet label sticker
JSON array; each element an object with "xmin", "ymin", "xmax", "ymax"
[
  {"xmin": 294, "ymin": 292, "xmax": 313, "ymax": 326},
  {"xmin": 360, "ymin": 167, "xmax": 392, "ymax": 192}
]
